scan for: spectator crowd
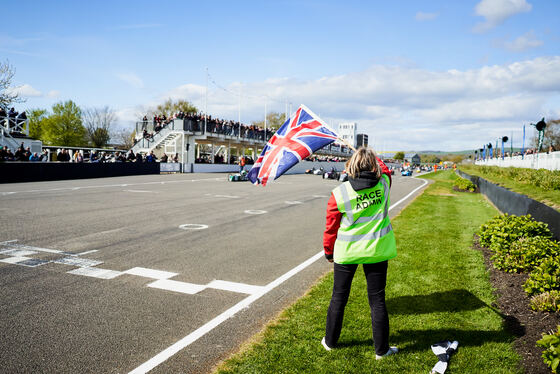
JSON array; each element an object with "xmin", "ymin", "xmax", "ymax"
[
  {"xmin": 0, "ymin": 143, "xmax": 45, "ymax": 162},
  {"xmin": 0, "ymin": 141, "xmax": 182, "ymax": 164},
  {"xmin": 137, "ymin": 111, "xmax": 276, "ymax": 143}
]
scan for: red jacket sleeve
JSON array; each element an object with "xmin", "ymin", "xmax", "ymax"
[
  {"xmin": 323, "ymin": 193, "xmax": 342, "ymax": 260},
  {"xmin": 377, "ymin": 157, "xmax": 392, "ymax": 187}
]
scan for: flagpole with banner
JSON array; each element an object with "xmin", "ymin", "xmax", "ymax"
[
  {"xmin": 247, "ymin": 104, "xmax": 346, "ymax": 186},
  {"xmin": 298, "ymin": 105, "xmax": 356, "ymax": 152}
]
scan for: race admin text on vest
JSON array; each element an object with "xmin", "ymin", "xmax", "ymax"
[{"xmin": 355, "ymin": 190, "xmax": 383, "ymax": 210}]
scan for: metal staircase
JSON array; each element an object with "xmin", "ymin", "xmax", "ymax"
[
  {"xmin": 0, "ymin": 126, "xmax": 20, "ymax": 150},
  {"xmin": 1, "ymin": 118, "xmax": 30, "ymax": 150},
  {"xmin": 131, "ymin": 124, "xmax": 183, "ymax": 154}
]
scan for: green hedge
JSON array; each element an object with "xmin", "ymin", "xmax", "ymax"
[
  {"xmin": 475, "ymin": 165, "xmax": 560, "ymax": 191},
  {"xmin": 453, "ymin": 176, "xmax": 476, "ymax": 192}
]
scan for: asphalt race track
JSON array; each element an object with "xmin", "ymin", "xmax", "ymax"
[{"xmin": 0, "ymin": 172, "xmax": 427, "ymax": 373}]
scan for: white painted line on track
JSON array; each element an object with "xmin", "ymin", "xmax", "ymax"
[
  {"xmin": 312, "ymin": 195, "xmax": 328, "ymax": 198},
  {"xmin": 67, "ymin": 267, "xmax": 123, "ymax": 279},
  {"xmin": 74, "ymin": 249, "xmax": 99, "ymax": 256},
  {"xmin": 53, "ymin": 257, "xmax": 103, "ymax": 268},
  {"xmin": 178, "ymin": 224, "xmax": 208, "ymax": 230},
  {"xmin": 244, "ymin": 210, "xmax": 267, "ymax": 215},
  {"xmin": 147, "ymin": 279, "xmax": 206, "ymax": 295},
  {"xmin": 128, "ymin": 250, "xmax": 325, "ymax": 374},
  {"xmin": 0, "ymin": 177, "xmax": 225, "ymax": 196},
  {"xmin": 285, "ymin": 200, "xmax": 302, "ymax": 205},
  {"xmin": 124, "ymin": 189, "xmax": 157, "ymax": 193},
  {"xmin": 389, "ymin": 177, "xmax": 429, "ymax": 211},
  {"xmin": 0, "ymin": 249, "xmax": 38, "ymax": 257},
  {"xmin": 206, "ymin": 280, "xmax": 265, "ymax": 295},
  {"xmin": 128, "ymin": 177, "xmax": 431, "ymax": 374},
  {"xmin": 124, "ymin": 267, "xmax": 178, "ymax": 280},
  {"xmin": 0, "ymin": 256, "xmax": 32, "ymax": 264},
  {"xmin": 3, "ymin": 243, "xmax": 63, "ymax": 254}
]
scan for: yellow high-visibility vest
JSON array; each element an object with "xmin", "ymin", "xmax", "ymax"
[{"xmin": 331, "ymin": 174, "xmax": 397, "ymax": 264}]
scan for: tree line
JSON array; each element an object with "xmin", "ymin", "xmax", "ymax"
[{"xmin": 26, "ymin": 101, "xmax": 128, "ymax": 148}]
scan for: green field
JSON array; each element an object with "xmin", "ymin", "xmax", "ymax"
[{"xmin": 214, "ymin": 171, "xmax": 521, "ymax": 374}]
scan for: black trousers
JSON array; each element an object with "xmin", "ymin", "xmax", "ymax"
[{"xmin": 325, "ymin": 261, "xmax": 389, "ymax": 355}]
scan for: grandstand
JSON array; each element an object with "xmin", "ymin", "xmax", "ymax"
[{"xmin": 132, "ymin": 116, "xmax": 352, "ymax": 166}]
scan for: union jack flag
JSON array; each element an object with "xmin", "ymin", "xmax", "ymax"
[{"xmin": 248, "ymin": 105, "xmax": 338, "ymax": 186}]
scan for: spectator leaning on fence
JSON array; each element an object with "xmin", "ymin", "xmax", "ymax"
[{"xmin": 145, "ymin": 150, "xmax": 157, "ymax": 162}]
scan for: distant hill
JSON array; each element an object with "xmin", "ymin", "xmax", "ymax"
[
  {"xmin": 379, "ymin": 148, "xmax": 523, "ymax": 157},
  {"xmin": 415, "ymin": 148, "xmax": 523, "ymax": 155}
]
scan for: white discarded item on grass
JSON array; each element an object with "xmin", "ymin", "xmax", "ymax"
[{"xmin": 430, "ymin": 340, "xmax": 458, "ymax": 374}]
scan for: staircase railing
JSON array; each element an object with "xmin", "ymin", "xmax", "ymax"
[
  {"xmin": 132, "ymin": 124, "xmax": 183, "ymax": 153},
  {"xmin": 0, "ymin": 126, "xmax": 20, "ymax": 150}
]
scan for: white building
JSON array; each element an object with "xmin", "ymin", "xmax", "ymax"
[{"xmin": 338, "ymin": 122, "xmax": 357, "ymax": 148}]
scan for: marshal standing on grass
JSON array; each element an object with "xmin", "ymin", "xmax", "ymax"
[{"xmin": 321, "ymin": 146, "xmax": 399, "ymax": 360}]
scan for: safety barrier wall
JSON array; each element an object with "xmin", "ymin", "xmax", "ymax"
[
  {"xmin": 0, "ymin": 162, "xmax": 160, "ymax": 183},
  {"xmin": 457, "ymin": 169, "xmax": 560, "ymax": 240},
  {"xmin": 475, "ymin": 151, "xmax": 560, "ymax": 170},
  {"xmin": 160, "ymin": 163, "xmax": 182, "ymax": 173}
]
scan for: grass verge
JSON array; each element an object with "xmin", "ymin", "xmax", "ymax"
[
  {"xmin": 214, "ymin": 171, "xmax": 521, "ymax": 374},
  {"xmin": 459, "ymin": 164, "xmax": 560, "ymax": 211}
]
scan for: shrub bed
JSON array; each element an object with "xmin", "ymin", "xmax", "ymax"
[
  {"xmin": 492, "ymin": 236, "xmax": 559, "ymax": 273},
  {"xmin": 524, "ymin": 256, "xmax": 560, "ymax": 297},
  {"xmin": 477, "ymin": 213, "xmax": 551, "ymax": 252},
  {"xmin": 477, "ymin": 213, "xmax": 560, "ymax": 371}
]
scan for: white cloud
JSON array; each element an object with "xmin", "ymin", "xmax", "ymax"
[
  {"xmin": 6, "ymin": 84, "xmax": 61, "ymax": 99},
  {"xmin": 136, "ymin": 56, "xmax": 560, "ymax": 151},
  {"xmin": 7, "ymin": 84, "xmax": 42, "ymax": 97},
  {"xmin": 162, "ymin": 83, "xmax": 206, "ymax": 101},
  {"xmin": 473, "ymin": 0, "xmax": 532, "ymax": 33},
  {"xmin": 415, "ymin": 12, "xmax": 438, "ymax": 21},
  {"xmin": 116, "ymin": 72, "xmax": 144, "ymax": 89},
  {"xmin": 502, "ymin": 30, "xmax": 543, "ymax": 52}
]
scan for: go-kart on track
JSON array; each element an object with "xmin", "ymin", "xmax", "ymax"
[{"xmin": 0, "ymin": 172, "xmax": 428, "ymax": 374}]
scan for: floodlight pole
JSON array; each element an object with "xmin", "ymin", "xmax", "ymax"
[
  {"xmin": 205, "ymin": 67, "xmax": 208, "ymax": 134},
  {"xmin": 238, "ymin": 84, "xmax": 241, "ymax": 125}
]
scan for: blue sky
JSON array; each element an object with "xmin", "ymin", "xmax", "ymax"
[{"xmin": 3, "ymin": 0, "xmax": 560, "ymax": 151}]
